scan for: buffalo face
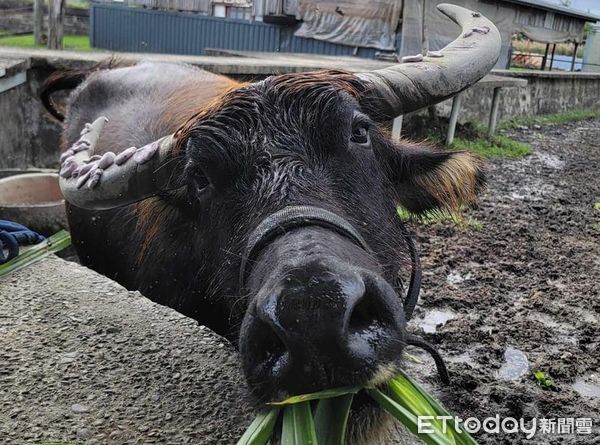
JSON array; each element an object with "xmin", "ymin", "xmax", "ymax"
[{"xmin": 176, "ymin": 73, "xmax": 484, "ymax": 415}]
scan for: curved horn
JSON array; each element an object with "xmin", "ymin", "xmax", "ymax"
[
  {"xmin": 58, "ymin": 116, "xmax": 181, "ymax": 210},
  {"xmin": 357, "ymin": 3, "xmax": 501, "ymax": 119}
]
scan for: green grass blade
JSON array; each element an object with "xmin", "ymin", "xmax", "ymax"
[
  {"xmin": 269, "ymin": 386, "xmax": 361, "ymax": 406},
  {"xmin": 387, "ymin": 378, "xmax": 456, "ymax": 445},
  {"xmin": 236, "ymin": 408, "xmax": 280, "ymax": 445},
  {"xmin": 314, "ymin": 394, "xmax": 353, "ymax": 445},
  {"xmin": 281, "ymin": 402, "xmax": 318, "ymax": 445},
  {"xmin": 2, "ymin": 230, "xmax": 71, "ymax": 267},
  {"xmin": 367, "ymin": 388, "xmax": 450, "ymax": 445},
  {"xmin": 392, "ymin": 370, "xmax": 478, "ymax": 445},
  {"xmin": 0, "ymin": 230, "xmax": 71, "ymax": 278}
]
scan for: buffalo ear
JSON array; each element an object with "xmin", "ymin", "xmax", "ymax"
[{"xmin": 382, "ymin": 141, "xmax": 486, "ymax": 214}]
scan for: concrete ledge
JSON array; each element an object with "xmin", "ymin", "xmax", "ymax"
[
  {"xmin": 0, "ymin": 256, "xmax": 254, "ymax": 444},
  {"xmin": 0, "ymin": 47, "xmax": 391, "ymax": 76},
  {"xmin": 494, "ymin": 69, "xmax": 600, "ymax": 80}
]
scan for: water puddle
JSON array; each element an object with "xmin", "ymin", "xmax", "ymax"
[
  {"xmin": 536, "ymin": 152, "xmax": 565, "ymax": 169},
  {"xmin": 446, "ymin": 352, "xmax": 476, "ymax": 367},
  {"xmin": 418, "ymin": 309, "xmax": 456, "ymax": 334},
  {"xmin": 497, "ymin": 347, "xmax": 529, "ymax": 381},
  {"xmin": 573, "ymin": 374, "xmax": 600, "ymax": 398},
  {"xmin": 446, "ymin": 271, "xmax": 472, "ymax": 285}
]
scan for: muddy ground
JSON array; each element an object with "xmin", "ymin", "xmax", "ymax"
[{"xmin": 406, "ymin": 118, "xmax": 599, "ymax": 444}]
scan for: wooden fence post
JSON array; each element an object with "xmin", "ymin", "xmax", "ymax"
[
  {"xmin": 33, "ymin": 0, "xmax": 45, "ymax": 46},
  {"xmin": 47, "ymin": 0, "xmax": 64, "ymax": 50}
]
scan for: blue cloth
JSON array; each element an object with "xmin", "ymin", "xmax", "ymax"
[{"xmin": 0, "ymin": 220, "xmax": 46, "ymax": 264}]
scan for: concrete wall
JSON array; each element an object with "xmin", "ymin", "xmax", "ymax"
[
  {"xmin": 0, "ymin": 67, "xmax": 62, "ymax": 170},
  {"xmin": 416, "ymin": 70, "xmax": 600, "ymax": 126}
]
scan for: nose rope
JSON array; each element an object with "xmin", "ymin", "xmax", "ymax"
[
  {"xmin": 403, "ymin": 234, "xmax": 421, "ymax": 322},
  {"xmin": 406, "ymin": 334, "xmax": 450, "ymax": 385},
  {"xmin": 240, "ymin": 205, "xmax": 449, "ymax": 384},
  {"xmin": 238, "ymin": 205, "xmax": 372, "ymax": 291}
]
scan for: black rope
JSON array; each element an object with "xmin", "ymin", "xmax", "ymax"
[
  {"xmin": 402, "ymin": 234, "xmax": 421, "ymax": 321},
  {"xmin": 407, "ymin": 334, "xmax": 451, "ymax": 385},
  {"xmin": 239, "ymin": 205, "xmax": 371, "ymax": 290}
]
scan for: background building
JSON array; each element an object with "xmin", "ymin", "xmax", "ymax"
[{"xmin": 90, "ymin": 0, "xmax": 599, "ymax": 69}]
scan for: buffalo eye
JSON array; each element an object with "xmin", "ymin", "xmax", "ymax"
[
  {"xmin": 351, "ymin": 115, "xmax": 371, "ymax": 146},
  {"xmin": 191, "ymin": 173, "xmax": 212, "ymax": 198}
]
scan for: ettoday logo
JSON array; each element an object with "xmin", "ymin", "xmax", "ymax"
[{"xmin": 418, "ymin": 415, "xmax": 593, "ymax": 438}]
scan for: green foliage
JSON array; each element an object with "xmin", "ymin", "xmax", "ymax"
[
  {"xmin": 282, "ymin": 402, "xmax": 318, "ymax": 445},
  {"xmin": 450, "ymin": 135, "xmax": 530, "ymax": 160},
  {"xmin": 236, "ymin": 408, "xmax": 280, "ymax": 445},
  {"xmin": 500, "ymin": 110, "xmax": 600, "ymax": 130},
  {"xmin": 240, "ymin": 369, "xmax": 478, "ymax": 445},
  {"xmin": 0, "ymin": 34, "xmax": 92, "ymax": 51},
  {"xmin": 397, "ymin": 206, "xmax": 482, "ymax": 230},
  {"xmin": 422, "ymin": 121, "xmax": 530, "ymax": 161},
  {"xmin": 314, "ymin": 394, "xmax": 354, "ymax": 445},
  {"xmin": 67, "ymin": 0, "xmax": 91, "ymax": 9},
  {"xmin": 533, "ymin": 371, "xmax": 558, "ymax": 391},
  {"xmin": 268, "ymin": 386, "xmax": 361, "ymax": 406}
]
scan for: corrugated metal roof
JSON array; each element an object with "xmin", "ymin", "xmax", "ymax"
[{"xmin": 501, "ymin": 0, "xmax": 600, "ymax": 22}]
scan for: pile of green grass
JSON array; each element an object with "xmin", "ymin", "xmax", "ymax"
[
  {"xmin": 421, "ymin": 121, "xmax": 530, "ymax": 161},
  {"xmin": 0, "ymin": 34, "xmax": 92, "ymax": 51},
  {"xmin": 449, "ymin": 134, "xmax": 530, "ymax": 160},
  {"xmin": 397, "ymin": 206, "xmax": 482, "ymax": 230},
  {"xmin": 238, "ymin": 369, "xmax": 477, "ymax": 445}
]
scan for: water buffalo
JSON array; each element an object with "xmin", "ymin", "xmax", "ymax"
[{"xmin": 46, "ymin": 4, "xmax": 499, "ymax": 442}]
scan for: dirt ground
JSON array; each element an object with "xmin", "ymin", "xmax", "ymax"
[{"xmin": 407, "ymin": 118, "xmax": 600, "ymax": 443}]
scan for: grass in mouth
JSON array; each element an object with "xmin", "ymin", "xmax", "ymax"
[{"xmin": 237, "ymin": 369, "xmax": 477, "ymax": 445}]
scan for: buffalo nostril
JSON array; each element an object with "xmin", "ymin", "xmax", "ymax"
[
  {"xmin": 348, "ymin": 292, "xmax": 382, "ymax": 334},
  {"xmin": 254, "ymin": 319, "xmax": 289, "ymax": 378}
]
